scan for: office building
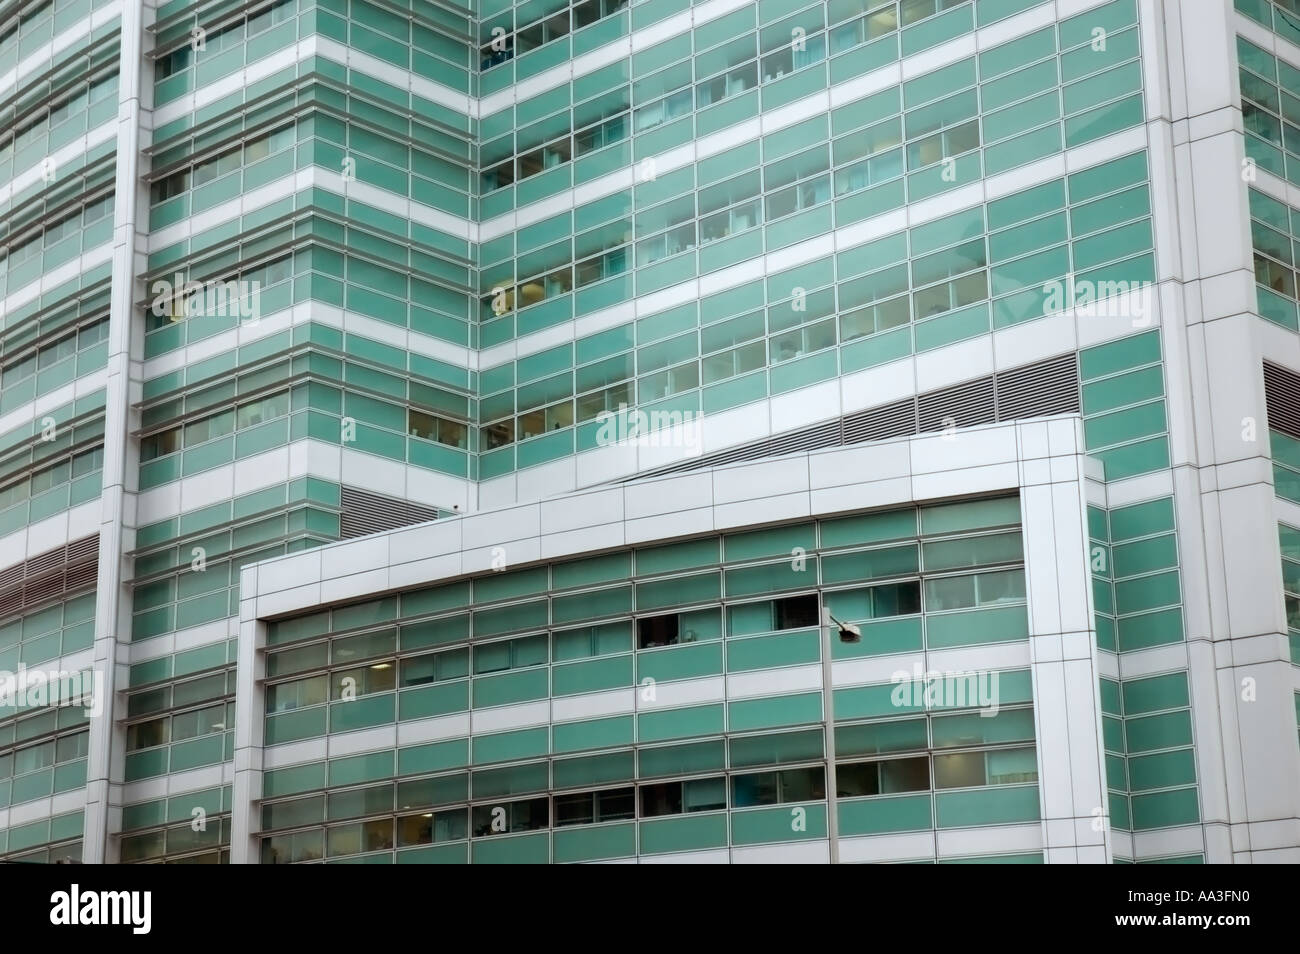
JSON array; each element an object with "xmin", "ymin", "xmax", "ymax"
[{"xmin": 0, "ymin": 0, "xmax": 1297, "ymax": 864}]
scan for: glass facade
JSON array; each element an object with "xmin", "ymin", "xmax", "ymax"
[
  {"xmin": 0, "ymin": 0, "xmax": 119, "ymax": 866},
  {"xmin": 256, "ymin": 496, "xmax": 1040, "ymax": 863},
  {"xmin": 0, "ymin": 0, "xmax": 1295, "ymax": 864}
]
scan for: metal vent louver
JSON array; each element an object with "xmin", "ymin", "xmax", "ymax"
[
  {"xmin": 765, "ymin": 419, "xmax": 842, "ymax": 457},
  {"xmin": 842, "ymin": 398, "xmax": 917, "ymax": 444},
  {"xmin": 695, "ymin": 442, "xmax": 768, "ymax": 469},
  {"xmin": 917, "ymin": 376, "xmax": 996, "ymax": 432},
  {"xmin": 625, "ymin": 351, "xmax": 1082, "ymax": 481},
  {"xmin": 0, "ymin": 590, "xmax": 20, "ymax": 618},
  {"xmin": 1264, "ymin": 361, "xmax": 1300, "ymax": 441},
  {"xmin": 0, "ymin": 564, "xmax": 23, "ymax": 591},
  {"xmin": 25, "ymin": 548, "xmax": 66, "ymax": 577},
  {"xmin": 339, "ymin": 486, "xmax": 441, "ymax": 539},
  {"xmin": 24, "ymin": 574, "xmax": 64, "ymax": 606},
  {"xmin": 65, "ymin": 560, "xmax": 99, "ymax": 592},
  {"xmin": 0, "ymin": 534, "xmax": 100, "ymax": 621},
  {"xmin": 66, "ymin": 536, "xmax": 98, "ymax": 562},
  {"xmin": 996, "ymin": 352, "xmax": 1080, "ymax": 419}
]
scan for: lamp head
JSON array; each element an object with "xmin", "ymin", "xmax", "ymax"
[{"xmin": 824, "ymin": 607, "xmax": 861, "ymax": 643}]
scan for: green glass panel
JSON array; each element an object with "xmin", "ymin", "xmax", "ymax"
[
  {"xmin": 730, "ymin": 803, "xmax": 827, "ymax": 845},
  {"xmin": 552, "ymin": 822, "xmax": 637, "ymax": 862},
  {"xmin": 935, "ymin": 785, "xmax": 1040, "ymax": 827},
  {"xmin": 471, "ymin": 831, "xmax": 549, "ymax": 863},
  {"xmin": 638, "ymin": 813, "xmax": 727, "ymax": 854},
  {"xmin": 838, "ymin": 792, "xmax": 932, "ymax": 835},
  {"xmin": 638, "ymin": 703, "xmax": 725, "ymax": 743}
]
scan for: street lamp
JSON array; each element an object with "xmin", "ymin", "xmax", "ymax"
[{"xmin": 820, "ymin": 606, "xmax": 861, "ymax": 864}]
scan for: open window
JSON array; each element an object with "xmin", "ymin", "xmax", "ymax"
[
  {"xmin": 471, "ymin": 796, "xmax": 548, "ymax": 837},
  {"xmin": 636, "ymin": 608, "xmax": 720, "ymax": 648},
  {"xmin": 731, "ymin": 766, "xmax": 825, "ymax": 807},
  {"xmin": 837, "ymin": 755, "xmax": 930, "ymax": 798},
  {"xmin": 774, "ymin": 593, "xmax": 819, "ymax": 630},
  {"xmin": 554, "ymin": 787, "xmax": 635, "ymax": 827},
  {"xmin": 639, "ymin": 777, "xmax": 727, "ymax": 817},
  {"xmin": 637, "ymin": 613, "xmax": 679, "ymax": 649}
]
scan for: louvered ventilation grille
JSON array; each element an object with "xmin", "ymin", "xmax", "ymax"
[
  {"xmin": 0, "ymin": 565, "xmax": 23, "ymax": 591},
  {"xmin": 842, "ymin": 399, "xmax": 916, "ymax": 444},
  {"xmin": 917, "ymin": 376, "xmax": 995, "ymax": 432},
  {"xmin": 996, "ymin": 352, "xmax": 1080, "ymax": 419},
  {"xmin": 66, "ymin": 536, "xmax": 98, "ymax": 561},
  {"xmin": 65, "ymin": 561, "xmax": 99, "ymax": 591},
  {"xmin": 768, "ymin": 419, "xmax": 841, "ymax": 457},
  {"xmin": 628, "ymin": 351, "xmax": 1081, "ymax": 480},
  {"xmin": 339, "ymin": 487, "xmax": 441, "ymax": 539},
  {"xmin": 0, "ymin": 534, "xmax": 100, "ymax": 621},
  {"xmin": 1264, "ymin": 362, "xmax": 1300, "ymax": 441}
]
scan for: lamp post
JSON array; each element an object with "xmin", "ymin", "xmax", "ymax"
[{"xmin": 821, "ymin": 606, "xmax": 861, "ymax": 865}]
